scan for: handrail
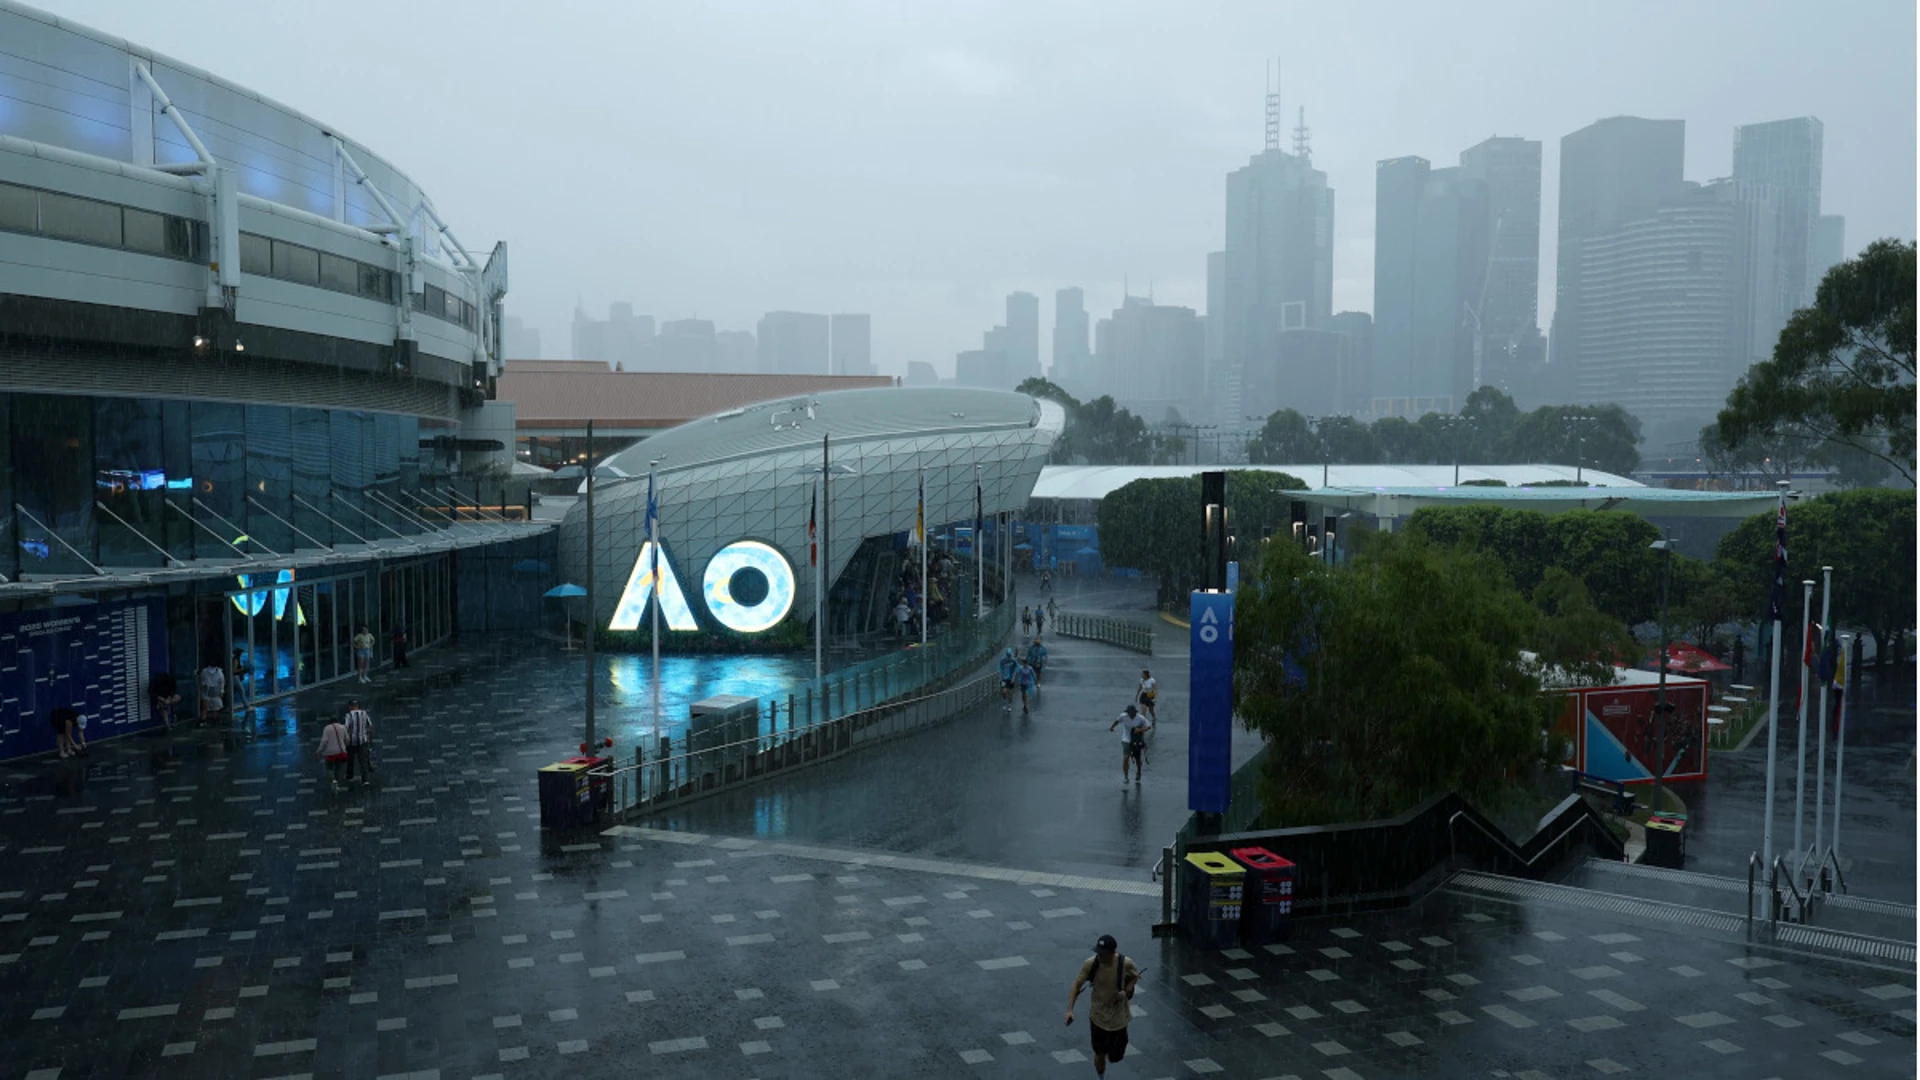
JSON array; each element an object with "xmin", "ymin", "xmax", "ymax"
[
  {"xmin": 1052, "ymin": 610, "xmax": 1156, "ymax": 655},
  {"xmin": 1446, "ymin": 808, "xmax": 1604, "ymax": 872},
  {"xmin": 1771, "ymin": 855, "xmax": 1811, "ymax": 925},
  {"xmin": 1748, "ymin": 852, "xmax": 1761, "ymax": 925},
  {"xmin": 1822, "ymin": 847, "xmax": 1849, "ymax": 895}
]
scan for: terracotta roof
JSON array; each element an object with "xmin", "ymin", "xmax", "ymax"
[
  {"xmin": 503, "ymin": 359, "xmax": 609, "ymax": 373},
  {"xmin": 496, "ymin": 368, "xmax": 896, "ymax": 429}
]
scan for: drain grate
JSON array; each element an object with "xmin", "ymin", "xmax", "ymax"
[
  {"xmin": 1581, "ymin": 858, "xmax": 1747, "ymax": 893},
  {"xmin": 1823, "ymin": 892, "xmax": 1918, "ymax": 919},
  {"xmin": 1450, "ymin": 871, "xmax": 1745, "ymax": 933},
  {"xmin": 1778, "ymin": 924, "xmax": 1917, "ymax": 964}
]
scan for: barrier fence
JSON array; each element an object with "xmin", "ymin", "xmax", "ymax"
[{"xmin": 1051, "ymin": 610, "xmax": 1155, "ymax": 655}]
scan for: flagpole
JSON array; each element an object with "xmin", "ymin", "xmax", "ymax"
[
  {"xmin": 1813, "ymin": 565, "xmax": 1833, "ymax": 858},
  {"xmin": 813, "ymin": 475, "xmax": 823, "ymax": 683},
  {"xmin": 584, "ymin": 419, "xmax": 597, "ymax": 752},
  {"xmin": 1832, "ymin": 632, "xmax": 1851, "ymax": 858},
  {"xmin": 974, "ymin": 464, "xmax": 983, "ymax": 620},
  {"xmin": 648, "ymin": 461, "xmax": 660, "ymax": 751},
  {"xmin": 918, "ymin": 469, "xmax": 928, "ymax": 647},
  {"xmin": 1793, "ymin": 579, "xmax": 1813, "ymax": 861},
  {"xmin": 1761, "ymin": 480, "xmax": 1787, "ymax": 871}
]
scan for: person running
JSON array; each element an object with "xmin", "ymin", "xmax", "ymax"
[
  {"xmin": 1109, "ymin": 705, "xmax": 1152, "ymax": 786},
  {"xmin": 198, "ymin": 659, "xmax": 225, "ymax": 723},
  {"xmin": 150, "ymin": 670, "xmax": 181, "ymax": 733},
  {"xmin": 1065, "ymin": 933, "xmax": 1142, "ymax": 1078},
  {"xmin": 1021, "ymin": 606, "xmax": 1033, "ymax": 636},
  {"xmin": 342, "ymin": 700, "xmax": 374, "ymax": 785},
  {"xmin": 352, "ymin": 625, "xmax": 375, "ymax": 683},
  {"xmin": 1135, "ymin": 669, "xmax": 1158, "ymax": 722},
  {"xmin": 317, "ymin": 714, "xmax": 351, "ymax": 793},
  {"xmin": 1016, "ymin": 660, "xmax": 1037, "ymax": 715},
  {"xmin": 1041, "ymin": 569, "xmax": 1052, "ymax": 593},
  {"xmin": 1024, "ymin": 637, "xmax": 1048, "ymax": 684},
  {"xmin": 997, "ymin": 648, "xmax": 1019, "ymax": 710}
]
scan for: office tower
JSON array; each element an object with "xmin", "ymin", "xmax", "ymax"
[
  {"xmin": 1733, "ymin": 117, "xmax": 1824, "ymax": 311},
  {"xmin": 905, "ymin": 361, "xmax": 940, "ymax": 387},
  {"xmin": 1371, "ymin": 158, "xmax": 1490, "ymax": 414},
  {"xmin": 1091, "ymin": 296, "xmax": 1204, "ymax": 419},
  {"xmin": 1051, "ymin": 287, "xmax": 1089, "ymax": 387},
  {"xmin": 502, "ymin": 315, "xmax": 542, "ymax": 359},
  {"xmin": 1811, "ymin": 214, "xmax": 1846, "ymax": 293},
  {"xmin": 756, "ymin": 311, "xmax": 830, "ymax": 374},
  {"xmin": 1005, "ymin": 292, "xmax": 1040, "ymax": 382},
  {"xmin": 656, "ymin": 318, "xmax": 718, "ymax": 372},
  {"xmin": 715, "ymin": 330, "xmax": 756, "ymax": 374},
  {"xmin": 1241, "ymin": 329, "xmax": 1352, "ymax": 421},
  {"xmin": 1553, "ymin": 117, "xmax": 1686, "ymax": 398},
  {"xmin": 1327, "ymin": 311, "xmax": 1373, "ymax": 416},
  {"xmin": 571, "ymin": 302, "xmax": 655, "ymax": 368},
  {"xmin": 1459, "ymin": 136, "xmax": 1543, "ymax": 393},
  {"xmin": 1576, "ymin": 179, "xmax": 1781, "ymax": 438},
  {"xmin": 954, "ymin": 349, "xmax": 1009, "ymax": 389},
  {"xmin": 830, "ymin": 314, "xmax": 873, "ymax": 375},
  {"xmin": 1223, "ymin": 110, "xmax": 1336, "ymax": 423},
  {"xmin": 1203, "ymin": 252, "xmax": 1225, "ymax": 422}
]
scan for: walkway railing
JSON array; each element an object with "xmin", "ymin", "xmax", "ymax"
[
  {"xmin": 1052, "ymin": 610, "xmax": 1155, "ymax": 654},
  {"xmin": 599, "ymin": 669, "xmax": 1000, "ymax": 816}
]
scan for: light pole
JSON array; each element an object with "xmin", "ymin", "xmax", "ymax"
[
  {"xmin": 1566, "ymin": 413, "xmax": 1598, "ymax": 484},
  {"xmin": 583, "ymin": 419, "xmax": 596, "ymax": 752},
  {"xmin": 1438, "ymin": 414, "xmax": 1477, "ymax": 486},
  {"xmin": 1649, "ymin": 533, "xmax": 1676, "ymax": 821},
  {"xmin": 1305, "ymin": 415, "xmax": 1330, "ymax": 488}
]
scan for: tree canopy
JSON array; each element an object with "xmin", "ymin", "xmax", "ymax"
[
  {"xmin": 1403, "ymin": 506, "xmax": 1663, "ymax": 625},
  {"xmin": 1244, "ymin": 392, "xmax": 1642, "ymax": 474},
  {"xmin": 1715, "ymin": 239, "xmax": 1916, "ymax": 485},
  {"xmin": 1234, "ymin": 533, "xmax": 1626, "ymax": 825},
  {"xmin": 1016, "ymin": 377, "xmax": 1184, "ymax": 465},
  {"xmin": 1096, "ymin": 469, "xmax": 1306, "ymax": 603}
]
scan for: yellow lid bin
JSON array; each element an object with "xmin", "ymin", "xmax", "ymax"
[
  {"xmin": 1184, "ymin": 852, "xmax": 1244, "ymax": 878},
  {"xmin": 1182, "ymin": 852, "xmax": 1247, "ymax": 945}
]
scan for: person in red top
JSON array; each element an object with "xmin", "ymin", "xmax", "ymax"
[{"xmin": 316, "ymin": 716, "xmax": 350, "ymax": 793}]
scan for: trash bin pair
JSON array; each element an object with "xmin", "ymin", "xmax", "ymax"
[
  {"xmin": 537, "ymin": 755, "xmax": 611, "ymax": 830},
  {"xmin": 1182, "ymin": 846, "xmax": 1295, "ymax": 948}
]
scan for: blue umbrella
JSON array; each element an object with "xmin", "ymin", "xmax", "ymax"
[{"xmin": 544, "ymin": 583, "xmax": 587, "ymax": 598}]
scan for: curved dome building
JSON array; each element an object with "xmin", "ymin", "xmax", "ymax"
[{"xmin": 563, "ymin": 387, "xmax": 1064, "ymax": 637}]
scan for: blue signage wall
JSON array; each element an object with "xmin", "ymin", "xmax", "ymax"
[
  {"xmin": 1188, "ymin": 590, "xmax": 1235, "ymax": 814},
  {"xmin": 0, "ymin": 598, "xmax": 169, "ymax": 762}
]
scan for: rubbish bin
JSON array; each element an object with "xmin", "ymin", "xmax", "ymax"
[
  {"xmin": 1644, "ymin": 814, "xmax": 1686, "ymax": 868},
  {"xmin": 565, "ymin": 754, "xmax": 613, "ymax": 821},
  {"xmin": 1181, "ymin": 852, "xmax": 1245, "ymax": 948},
  {"xmin": 1228, "ymin": 846, "xmax": 1295, "ymax": 944},
  {"xmin": 537, "ymin": 760, "xmax": 593, "ymax": 830}
]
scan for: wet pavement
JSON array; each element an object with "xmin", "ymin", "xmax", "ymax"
[{"xmin": 0, "ymin": 603, "xmax": 1913, "ymax": 1079}]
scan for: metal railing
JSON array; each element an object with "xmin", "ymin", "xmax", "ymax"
[
  {"xmin": 598, "ymin": 669, "xmax": 1000, "ymax": 815},
  {"xmin": 1052, "ymin": 610, "xmax": 1155, "ymax": 654}
]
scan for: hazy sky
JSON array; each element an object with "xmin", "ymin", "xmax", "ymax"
[{"xmin": 62, "ymin": 0, "xmax": 1919, "ymax": 376}]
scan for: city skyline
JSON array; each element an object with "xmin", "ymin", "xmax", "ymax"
[{"xmin": 69, "ymin": 1, "xmax": 1910, "ymax": 380}]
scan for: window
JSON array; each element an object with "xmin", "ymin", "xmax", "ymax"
[
  {"xmin": 239, "ymin": 232, "xmax": 273, "ymax": 275},
  {"xmin": 38, "ymin": 192, "xmax": 122, "ymax": 247},
  {"xmin": 358, "ymin": 264, "xmax": 391, "ymax": 300},
  {"xmin": 423, "ymin": 285, "xmax": 447, "ymax": 319},
  {"xmin": 122, "ymin": 207, "xmax": 167, "ymax": 254},
  {"xmin": 165, "ymin": 217, "xmax": 198, "ymax": 259},
  {"xmin": 320, "ymin": 251, "xmax": 357, "ymax": 293},
  {"xmin": 0, "ymin": 183, "xmax": 34, "ymax": 231},
  {"xmin": 272, "ymin": 240, "xmax": 319, "ymax": 285}
]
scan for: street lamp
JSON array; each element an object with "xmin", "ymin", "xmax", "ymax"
[
  {"xmin": 1649, "ymin": 533, "xmax": 1677, "ymax": 824},
  {"xmin": 1566, "ymin": 413, "xmax": 1599, "ymax": 484},
  {"xmin": 1305, "ymin": 415, "xmax": 1331, "ymax": 488},
  {"xmin": 1437, "ymin": 414, "xmax": 1478, "ymax": 486}
]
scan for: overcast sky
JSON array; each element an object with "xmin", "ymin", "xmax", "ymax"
[{"xmin": 63, "ymin": 0, "xmax": 1919, "ymax": 376}]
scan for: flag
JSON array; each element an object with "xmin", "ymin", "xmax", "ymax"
[
  {"xmin": 808, "ymin": 485, "xmax": 818, "ymax": 568},
  {"xmin": 913, "ymin": 474, "xmax": 925, "ymax": 547},
  {"xmin": 1765, "ymin": 502, "xmax": 1788, "ymax": 623},
  {"xmin": 1795, "ymin": 618, "xmax": 1818, "ymax": 712},
  {"xmin": 646, "ymin": 472, "xmax": 659, "ymax": 575},
  {"xmin": 1817, "ymin": 624, "xmax": 1839, "ymax": 686},
  {"xmin": 1830, "ymin": 640, "xmax": 1849, "ymax": 737},
  {"xmin": 975, "ymin": 477, "xmax": 983, "ymax": 538}
]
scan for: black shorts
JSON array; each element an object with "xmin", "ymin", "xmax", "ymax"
[
  {"xmin": 1002, "ymin": 678, "xmax": 1015, "ymax": 689},
  {"xmin": 1090, "ymin": 1022, "xmax": 1129, "ymax": 1060}
]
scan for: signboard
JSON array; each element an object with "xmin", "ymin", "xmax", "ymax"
[
  {"xmin": 0, "ymin": 598, "xmax": 169, "ymax": 762},
  {"xmin": 1188, "ymin": 590, "xmax": 1235, "ymax": 814}
]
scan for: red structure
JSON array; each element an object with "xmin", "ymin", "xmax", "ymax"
[{"xmin": 1550, "ymin": 668, "xmax": 1711, "ymax": 786}]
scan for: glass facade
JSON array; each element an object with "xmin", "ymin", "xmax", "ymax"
[{"xmin": 0, "ymin": 391, "xmax": 436, "ymax": 579}]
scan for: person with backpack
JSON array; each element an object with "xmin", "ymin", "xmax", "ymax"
[
  {"xmin": 1065, "ymin": 933, "xmax": 1143, "ymax": 1077},
  {"xmin": 997, "ymin": 648, "xmax": 1019, "ymax": 710},
  {"xmin": 1024, "ymin": 638, "xmax": 1048, "ymax": 684},
  {"xmin": 1135, "ymin": 669, "xmax": 1158, "ymax": 722},
  {"xmin": 1016, "ymin": 659, "xmax": 1037, "ymax": 715},
  {"xmin": 1109, "ymin": 705, "xmax": 1152, "ymax": 786},
  {"xmin": 317, "ymin": 715, "xmax": 350, "ymax": 793},
  {"xmin": 341, "ymin": 700, "xmax": 374, "ymax": 786}
]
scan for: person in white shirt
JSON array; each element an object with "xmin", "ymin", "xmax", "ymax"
[
  {"xmin": 316, "ymin": 717, "xmax": 350, "ymax": 792},
  {"xmin": 198, "ymin": 662, "xmax": 225, "ymax": 723},
  {"xmin": 1135, "ymin": 670, "xmax": 1158, "ymax": 722},
  {"xmin": 1109, "ymin": 705, "xmax": 1153, "ymax": 786},
  {"xmin": 341, "ymin": 700, "xmax": 374, "ymax": 786}
]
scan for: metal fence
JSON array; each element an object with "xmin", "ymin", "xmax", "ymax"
[
  {"xmin": 1052, "ymin": 610, "xmax": 1156, "ymax": 654},
  {"xmin": 601, "ymin": 669, "xmax": 1000, "ymax": 816}
]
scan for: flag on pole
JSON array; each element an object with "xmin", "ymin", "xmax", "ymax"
[
  {"xmin": 646, "ymin": 473, "xmax": 659, "ymax": 553},
  {"xmin": 1830, "ymin": 639, "xmax": 1848, "ymax": 737},
  {"xmin": 1817, "ymin": 624, "xmax": 1838, "ymax": 685},
  {"xmin": 1766, "ymin": 501, "xmax": 1788, "ymax": 623},
  {"xmin": 975, "ymin": 477, "xmax": 984, "ymax": 537},
  {"xmin": 1795, "ymin": 618, "xmax": 1818, "ymax": 711},
  {"xmin": 913, "ymin": 474, "xmax": 925, "ymax": 547},
  {"xmin": 809, "ymin": 484, "xmax": 818, "ymax": 567}
]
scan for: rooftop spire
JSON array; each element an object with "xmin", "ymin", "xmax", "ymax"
[
  {"xmin": 1264, "ymin": 58, "xmax": 1282, "ymax": 151},
  {"xmin": 1292, "ymin": 105, "xmax": 1312, "ymax": 162}
]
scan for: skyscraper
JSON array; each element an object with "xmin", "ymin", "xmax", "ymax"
[
  {"xmin": 1005, "ymin": 292, "xmax": 1040, "ymax": 382},
  {"xmin": 1811, "ymin": 214, "xmax": 1846, "ymax": 292},
  {"xmin": 1203, "ymin": 252, "xmax": 1225, "ymax": 410},
  {"xmin": 1223, "ymin": 130, "xmax": 1335, "ymax": 423},
  {"xmin": 502, "ymin": 315, "xmax": 542, "ymax": 359},
  {"xmin": 830, "ymin": 314, "xmax": 873, "ymax": 376},
  {"xmin": 1371, "ymin": 158, "xmax": 1489, "ymax": 413},
  {"xmin": 1459, "ymin": 136, "xmax": 1543, "ymax": 392},
  {"xmin": 1051, "ymin": 287, "xmax": 1089, "ymax": 386},
  {"xmin": 756, "ymin": 311, "xmax": 829, "ymax": 374},
  {"xmin": 1092, "ymin": 295, "xmax": 1204, "ymax": 419},
  {"xmin": 1733, "ymin": 117, "xmax": 1824, "ymax": 311},
  {"xmin": 656, "ymin": 318, "xmax": 717, "ymax": 372},
  {"xmin": 1553, "ymin": 116, "xmax": 1686, "ymax": 397},
  {"xmin": 571, "ymin": 302, "xmax": 655, "ymax": 368}
]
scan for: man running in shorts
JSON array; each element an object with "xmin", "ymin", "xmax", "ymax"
[
  {"xmin": 1024, "ymin": 637, "xmax": 1048, "ymax": 684},
  {"xmin": 1066, "ymin": 933, "xmax": 1142, "ymax": 1077},
  {"xmin": 1109, "ymin": 705, "xmax": 1152, "ymax": 786}
]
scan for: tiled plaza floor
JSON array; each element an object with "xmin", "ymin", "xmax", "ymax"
[{"xmin": 1, "ymin": 629, "xmax": 1913, "ymax": 1078}]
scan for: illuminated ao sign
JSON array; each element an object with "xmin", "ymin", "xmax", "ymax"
[{"xmin": 609, "ymin": 539, "xmax": 795, "ymax": 635}]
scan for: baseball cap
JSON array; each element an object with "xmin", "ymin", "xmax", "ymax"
[{"xmin": 1094, "ymin": 934, "xmax": 1118, "ymax": 953}]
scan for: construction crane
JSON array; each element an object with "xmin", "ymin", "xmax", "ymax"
[{"xmin": 1463, "ymin": 212, "xmax": 1505, "ymax": 393}]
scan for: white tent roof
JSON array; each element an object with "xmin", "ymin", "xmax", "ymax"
[{"xmin": 1031, "ymin": 464, "xmax": 1639, "ymax": 501}]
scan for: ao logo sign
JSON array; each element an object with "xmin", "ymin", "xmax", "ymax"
[
  {"xmin": 1197, "ymin": 604, "xmax": 1226, "ymax": 644},
  {"xmin": 608, "ymin": 539, "xmax": 795, "ymax": 634}
]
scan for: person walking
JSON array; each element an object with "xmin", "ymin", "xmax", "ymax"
[
  {"xmin": 1065, "ymin": 933, "xmax": 1142, "ymax": 1077},
  {"xmin": 1034, "ymin": 607, "xmax": 1046, "ymax": 636},
  {"xmin": 342, "ymin": 700, "xmax": 374, "ymax": 786},
  {"xmin": 1016, "ymin": 659, "xmax": 1037, "ymax": 715},
  {"xmin": 352, "ymin": 625, "xmax": 375, "ymax": 683},
  {"xmin": 1135, "ymin": 669, "xmax": 1158, "ymax": 722},
  {"xmin": 390, "ymin": 624, "xmax": 410, "ymax": 669},
  {"xmin": 198, "ymin": 659, "xmax": 225, "ymax": 723},
  {"xmin": 893, "ymin": 597, "xmax": 911, "ymax": 639},
  {"xmin": 1024, "ymin": 637, "xmax": 1049, "ymax": 684},
  {"xmin": 317, "ymin": 714, "xmax": 350, "ymax": 793},
  {"xmin": 1022, "ymin": 606, "xmax": 1033, "ymax": 636},
  {"xmin": 1109, "ymin": 705, "xmax": 1152, "ymax": 786},
  {"xmin": 150, "ymin": 670, "xmax": 181, "ymax": 733},
  {"xmin": 1046, "ymin": 595, "xmax": 1058, "ymax": 623},
  {"xmin": 997, "ymin": 648, "xmax": 1019, "ymax": 710}
]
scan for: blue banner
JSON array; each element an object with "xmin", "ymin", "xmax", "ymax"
[
  {"xmin": 1188, "ymin": 590, "xmax": 1235, "ymax": 814},
  {"xmin": 0, "ymin": 598, "xmax": 169, "ymax": 762}
]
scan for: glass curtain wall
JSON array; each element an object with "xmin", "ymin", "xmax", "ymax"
[{"xmin": 13, "ymin": 393, "xmax": 95, "ymax": 576}]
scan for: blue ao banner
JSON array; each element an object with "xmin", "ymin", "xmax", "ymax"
[
  {"xmin": 0, "ymin": 598, "xmax": 169, "ymax": 763},
  {"xmin": 1188, "ymin": 590, "xmax": 1235, "ymax": 814}
]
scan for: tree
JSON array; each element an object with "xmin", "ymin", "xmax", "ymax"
[
  {"xmin": 1247, "ymin": 409, "xmax": 1321, "ymax": 464},
  {"xmin": 1316, "ymin": 415, "xmax": 1378, "ymax": 463},
  {"xmin": 1712, "ymin": 488, "xmax": 1916, "ymax": 666},
  {"xmin": 1234, "ymin": 533, "xmax": 1616, "ymax": 825},
  {"xmin": 1715, "ymin": 239, "xmax": 1916, "ymax": 485},
  {"xmin": 1015, "ymin": 379, "xmax": 1175, "ymax": 465},
  {"xmin": 1096, "ymin": 470, "xmax": 1306, "ymax": 604},
  {"xmin": 1403, "ymin": 505, "xmax": 1662, "ymax": 625},
  {"xmin": 1458, "ymin": 386, "xmax": 1523, "ymax": 461},
  {"xmin": 1370, "ymin": 416, "xmax": 1432, "ymax": 463},
  {"xmin": 1506, "ymin": 403, "xmax": 1641, "ymax": 476},
  {"xmin": 1669, "ymin": 557, "xmax": 1744, "ymax": 654}
]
